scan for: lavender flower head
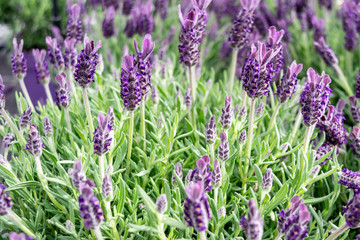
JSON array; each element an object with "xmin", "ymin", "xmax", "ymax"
[
  {"xmin": 218, "ymin": 132, "xmax": 230, "ymax": 161},
  {"xmin": 312, "ymin": 17, "xmax": 326, "ymax": 41},
  {"xmin": 340, "ymin": 1, "xmax": 359, "ymax": 51},
  {"xmin": 64, "ymin": 39, "xmax": 77, "ymax": 71},
  {"xmin": 9, "ymin": 232, "xmax": 35, "ymax": 240},
  {"xmin": 124, "ymin": 2, "xmax": 155, "ymax": 38},
  {"xmin": 184, "ymin": 86, "xmax": 192, "ymax": 107},
  {"xmin": 11, "ymin": 38, "xmax": 27, "ymax": 79},
  {"xmin": 300, "ymin": 68, "xmax": 332, "ymax": 127},
  {"xmin": 357, "ymin": 70, "xmax": 360, "ymax": 99},
  {"xmin": 241, "ymin": 41, "xmax": 281, "ymax": 98},
  {"xmin": 66, "ymin": 4, "xmax": 83, "ymax": 44},
  {"xmin": 315, "ymin": 141, "xmax": 335, "ymax": 165},
  {"xmin": 155, "ymin": 194, "xmax": 168, "ymax": 214},
  {"xmin": 107, "ymin": 106, "xmax": 115, "ymax": 130},
  {"xmin": 120, "ymin": 55, "xmax": 141, "ymax": 111},
  {"xmin": 122, "ymin": 0, "xmax": 133, "ymax": 15},
  {"xmin": 32, "ymin": 49, "xmax": 50, "ymax": 84},
  {"xmin": 205, "ymin": 115, "xmax": 216, "ymax": 144},
  {"xmin": 68, "ymin": 160, "xmax": 86, "ymax": 189},
  {"xmin": 172, "ymin": 162, "xmax": 183, "ymax": 185},
  {"xmin": 183, "ymin": 181, "xmax": 211, "ymax": 232},
  {"xmin": 228, "ymin": 0, "xmax": 259, "ymax": 49},
  {"xmin": 314, "ymin": 37, "xmax": 338, "ymax": 66},
  {"xmin": 240, "ymin": 199, "xmax": 263, "ymax": 240},
  {"xmin": 178, "ymin": 6, "xmax": 201, "ymax": 66},
  {"xmin": 334, "ymin": 99, "xmax": 346, "ymax": 125},
  {"xmin": 339, "ymin": 168, "xmax": 360, "ymax": 191},
  {"xmin": 26, "ymin": 125, "xmax": 44, "ymax": 157},
  {"xmin": 189, "ymin": 155, "xmax": 212, "ymax": 191},
  {"xmin": 349, "ymin": 96, "xmax": 360, "ymax": 123},
  {"xmin": 43, "ymin": 117, "xmax": 53, "ymax": 137},
  {"xmin": 220, "ymin": 96, "xmax": 233, "ymax": 129},
  {"xmin": 78, "ymin": 180, "xmax": 104, "ymax": 229},
  {"xmin": 102, "ymin": 6, "xmax": 115, "ymax": 38},
  {"xmin": 46, "ymin": 37, "xmax": 64, "ymax": 70},
  {"xmin": 276, "ymin": 60, "xmax": 303, "ymax": 103},
  {"xmin": 3, "ymin": 133, "xmax": 15, "ymax": 149},
  {"xmin": 212, "ymin": 159, "xmax": 222, "ymax": 188},
  {"xmin": 93, "ymin": 112, "xmax": 113, "ymax": 155},
  {"xmin": 56, "ymin": 72, "xmax": 71, "ymax": 108},
  {"xmin": 277, "ymin": 195, "xmax": 311, "ymax": 239},
  {"xmin": 134, "ymin": 34, "xmax": 155, "ymax": 98},
  {"xmin": 343, "ymin": 192, "xmax": 360, "ymax": 228},
  {"xmin": 350, "ymin": 126, "xmax": 360, "ymax": 155},
  {"xmin": 154, "ymin": 0, "xmax": 168, "ymax": 19},
  {"xmin": 102, "ymin": 174, "xmax": 113, "ymax": 200},
  {"xmin": 266, "ymin": 26, "xmax": 284, "ymax": 80},
  {"xmin": 191, "ymin": 0, "xmax": 213, "ymax": 43},
  {"xmin": 0, "ymin": 183, "xmax": 13, "ymax": 216},
  {"xmin": 239, "ymin": 129, "xmax": 246, "ymax": 144},
  {"xmin": 19, "ymin": 107, "xmax": 32, "ymax": 129},
  {"xmin": 74, "ymin": 37, "xmax": 101, "ymax": 88},
  {"xmin": 261, "ymin": 168, "xmax": 272, "ymax": 192}
]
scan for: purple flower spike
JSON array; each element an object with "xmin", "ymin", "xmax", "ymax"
[
  {"xmin": 68, "ymin": 160, "xmax": 86, "ymax": 189},
  {"xmin": 178, "ymin": 6, "xmax": 201, "ymax": 66},
  {"xmin": 78, "ymin": 180, "xmax": 104, "ymax": 229},
  {"xmin": 212, "ymin": 159, "xmax": 221, "ymax": 188},
  {"xmin": 255, "ymin": 102, "xmax": 264, "ymax": 116},
  {"xmin": 103, "ymin": 0, "xmax": 120, "ymax": 9},
  {"xmin": 300, "ymin": 68, "xmax": 332, "ymax": 127},
  {"xmin": 356, "ymin": 70, "xmax": 360, "ymax": 99},
  {"xmin": 64, "ymin": 39, "xmax": 77, "ymax": 71},
  {"xmin": 183, "ymin": 181, "xmax": 211, "ymax": 232},
  {"xmin": 266, "ymin": 26, "xmax": 284, "ymax": 80},
  {"xmin": 276, "ymin": 60, "xmax": 303, "ymax": 103},
  {"xmin": 93, "ymin": 113, "xmax": 112, "ymax": 156},
  {"xmin": 0, "ymin": 75, "xmax": 5, "ymax": 109},
  {"xmin": 314, "ymin": 37, "xmax": 338, "ymax": 66},
  {"xmin": 205, "ymin": 115, "xmax": 216, "ymax": 144},
  {"xmin": 241, "ymin": 41, "xmax": 281, "ymax": 98},
  {"xmin": 349, "ymin": 96, "xmax": 360, "ymax": 123},
  {"xmin": 315, "ymin": 141, "xmax": 335, "ymax": 165},
  {"xmin": 262, "ymin": 168, "xmax": 273, "ymax": 192},
  {"xmin": 191, "ymin": 0, "xmax": 212, "ymax": 44},
  {"xmin": 228, "ymin": 0, "xmax": 259, "ymax": 49},
  {"xmin": 189, "ymin": 155, "xmax": 212, "ymax": 192},
  {"xmin": 26, "ymin": 125, "xmax": 44, "ymax": 157},
  {"xmin": 74, "ymin": 37, "xmax": 101, "ymax": 88},
  {"xmin": 240, "ymin": 199, "xmax": 263, "ymax": 240},
  {"xmin": 313, "ymin": 17, "xmax": 326, "ymax": 41},
  {"xmin": 3, "ymin": 133, "xmax": 15, "ymax": 149},
  {"xmin": 350, "ymin": 126, "xmax": 360, "ymax": 155},
  {"xmin": 124, "ymin": 2, "xmax": 155, "ymax": 38},
  {"xmin": 239, "ymin": 129, "xmax": 246, "ymax": 144},
  {"xmin": 11, "ymin": 38, "xmax": 27, "ymax": 79},
  {"xmin": 120, "ymin": 55, "xmax": 141, "ymax": 111},
  {"xmin": 277, "ymin": 195, "xmax": 310, "ymax": 239},
  {"xmin": 134, "ymin": 34, "xmax": 155, "ymax": 98},
  {"xmin": 19, "ymin": 107, "xmax": 32, "ymax": 129},
  {"xmin": 339, "ymin": 168, "xmax": 360, "ymax": 191},
  {"xmin": 220, "ymin": 96, "xmax": 233, "ymax": 130},
  {"xmin": 56, "ymin": 72, "xmax": 71, "ymax": 108},
  {"xmin": 184, "ymin": 86, "xmax": 192, "ymax": 107},
  {"xmin": 340, "ymin": 1, "xmax": 359, "ymax": 51},
  {"xmin": 43, "ymin": 117, "xmax": 53, "ymax": 137},
  {"xmin": 107, "ymin": 106, "xmax": 115, "ymax": 130},
  {"xmin": 356, "ymin": 234, "xmax": 360, "ymax": 240},
  {"xmin": 218, "ymin": 132, "xmax": 230, "ymax": 161},
  {"xmin": 32, "ymin": 49, "xmax": 50, "ymax": 84},
  {"xmin": 102, "ymin": 6, "xmax": 115, "ymax": 38},
  {"xmin": 46, "ymin": 37, "xmax": 64, "ymax": 70},
  {"xmin": 66, "ymin": 4, "xmax": 83, "ymax": 44},
  {"xmin": 343, "ymin": 192, "xmax": 360, "ymax": 228},
  {"xmin": 102, "ymin": 174, "xmax": 113, "ymax": 200},
  {"xmin": 0, "ymin": 183, "xmax": 13, "ymax": 216},
  {"xmin": 172, "ymin": 162, "xmax": 183, "ymax": 185},
  {"xmin": 154, "ymin": 0, "xmax": 168, "ymax": 19},
  {"xmin": 9, "ymin": 232, "xmax": 35, "ymax": 240},
  {"xmin": 334, "ymin": 99, "xmax": 346, "ymax": 125},
  {"xmin": 122, "ymin": 0, "xmax": 133, "ymax": 15},
  {"xmin": 155, "ymin": 194, "xmax": 168, "ymax": 214}
]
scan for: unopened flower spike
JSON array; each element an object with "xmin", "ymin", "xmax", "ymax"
[
  {"xmin": 188, "ymin": 155, "xmax": 212, "ymax": 191},
  {"xmin": 155, "ymin": 194, "xmax": 168, "ymax": 214},
  {"xmin": 240, "ymin": 199, "xmax": 263, "ymax": 240},
  {"xmin": 349, "ymin": 96, "xmax": 360, "ymax": 123},
  {"xmin": 68, "ymin": 159, "xmax": 86, "ymax": 189},
  {"xmin": 220, "ymin": 96, "xmax": 232, "ymax": 130},
  {"xmin": 46, "ymin": 36, "xmax": 65, "ymax": 70},
  {"xmin": 261, "ymin": 168, "xmax": 273, "ymax": 192},
  {"xmin": 3, "ymin": 133, "xmax": 15, "ymax": 149},
  {"xmin": 314, "ymin": 37, "xmax": 338, "ymax": 66},
  {"xmin": 350, "ymin": 126, "xmax": 360, "ymax": 155},
  {"xmin": 93, "ymin": 112, "xmax": 112, "ymax": 156},
  {"xmin": 338, "ymin": 168, "xmax": 360, "ymax": 191},
  {"xmin": 266, "ymin": 26, "xmax": 285, "ymax": 81},
  {"xmin": 43, "ymin": 117, "xmax": 53, "ymax": 137},
  {"xmin": 11, "ymin": 38, "xmax": 27, "ymax": 79},
  {"xmin": 212, "ymin": 159, "xmax": 221, "ymax": 188},
  {"xmin": 205, "ymin": 116, "xmax": 216, "ymax": 144},
  {"xmin": 102, "ymin": 6, "xmax": 115, "ymax": 38},
  {"xmin": 32, "ymin": 49, "xmax": 50, "ymax": 85},
  {"xmin": 276, "ymin": 60, "xmax": 303, "ymax": 103},
  {"xmin": 120, "ymin": 55, "xmax": 141, "ymax": 111},
  {"xmin": 56, "ymin": 73, "xmax": 71, "ymax": 108},
  {"xmin": 184, "ymin": 86, "xmax": 192, "ymax": 107},
  {"xmin": 106, "ymin": 106, "xmax": 115, "ymax": 130},
  {"xmin": 154, "ymin": 0, "xmax": 168, "ymax": 19},
  {"xmin": 26, "ymin": 125, "xmax": 44, "ymax": 157},
  {"xmin": 64, "ymin": 39, "xmax": 77, "ymax": 72},
  {"xmin": 102, "ymin": 174, "xmax": 113, "ymax": 200},
  {"xmin": 218, "ymin": 132, "xmax": 229, "ymax": 161},
  {"xmin": 255, "ymin": 102, "xmax": 264, "ymax": 116},
  {"xmin": 66, "ymin": 4, "xmax": 83, "ymax": 44},
  {"xmin": 19, "ymin": 107, "xmax": 32, "ymax": 130},
  {"xmin": 172, "ymin": 162, "xmax": 183, "ymax": 185},
  {"xmin": 239, "ymin": 129, "xmax": 246, "ymax": 144},
  {"xmin": 0, "ymin": 183, "xmax": 13, "ymax": 216}
]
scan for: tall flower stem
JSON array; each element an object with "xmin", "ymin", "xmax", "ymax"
[
  {"xmin": 140, "ymin": 100, "xmax": 146, "ymax": 149},
  {"xmin": 188, "ymin": 65, "xmax": 196, "ymax": 103},
  {"xmin": 221, "ymin": 160, "xmax": 226, "ymax": 185},
  {"xmin": 325, "ymin": 224, "xmax": 349, "ymax": 240},
  {"xmin": 82, "ymin": 88, "xmax": 94, "ymax": 136},
  {"xmin": 126, "ymin": 111, "xmax": 134, "ymax": 174},
  {"xmin": 332, "ymin": 64, "xmax": 353, "ymax": 96},
  {"xmin": 0, "ymin": 109, "xmax": 26, "ymax": 146},
  {"xmin": 228, "ymin": 48, "xmax": 239, "ymax": 91},
  {"xmin": 19, "ymin": 78, "xmax": 35, "ymax": 111},
  {"xmin": 99, "ymin": 155, "xmax": 104, "ymax": 183},
  {"xmin": 265, "ymin": 103, "xmax": 281, "ymax": 142},
  {"xmin": 7, "ymin": 210, "xmax": 36, "ymax": 238},
  {"xmin": 104, "ymin": 201, "xmax": 120, "ymax": 240},
  {"xmin": 44, "ymin": 83, "xmax": 53, "ymax": 104},
  {"xmin": 303, "ymin": 125, "xmax": 315, "ymax": 154},
  {"xmin": 214, "ymin": 187, "xmax": 218, "ymax": 206},
  {"xmin": 289, "ymin": 110, "xmax": 302, "ymax": 145},
  {"xmin": 199, "ymin": 231, "xmax": 207, "ymax": 240},
  {"xmin": 244, "ymin": 98, "xmax": 256, "ymax": 172},
  {"xmin": 68, "ymin": 70, "xmax": 79, "ymax": 103},
  {"xmin": 274, "ymin": 233, "xmax": 282, "ymax": 240},
  {"xmin": 209, "ymin": 143, "xmax": 215, "ymax": 165},
  {"xmin": 48, "ymin": 136, "xmax": 58, "ymax": 159},
  {"xmin": 93, "ymin": 227, "xmax": 104, "ymax": 240},
  {"xmin": 65, "ymin": 108, "xmax": 75, "ymax": 147}
]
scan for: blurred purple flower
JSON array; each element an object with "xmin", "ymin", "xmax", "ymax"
[
  {"xmin": 11, "ymin": 38, "xmax": 27, "ymax": 79},
  {"xmin": 240, "ymin": 199, "xmax": 263, "ymax": 240},
  {"xmin": 276, "ymin": 60, "xmax": 303, "ymax": 103},
  {"xmin": 46, "ymin": 37, "xmax": 65, "ymax": 70},
  {"xmin": 66, "ymin": 4, "xmax": 83, "ymax": 44},
  {"xmin": 32, "ymin": 49, "xmax": 50, "ymax": 84},
  {"xmin": 56, "ymin": 72, "xmax": 71, "ymax": 108}
]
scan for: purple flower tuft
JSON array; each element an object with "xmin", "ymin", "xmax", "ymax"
[
  {"xmin": 154, "ymin": 0, "xmax": 168, "ymax": 19},
  {"xmin": 349, "ymin": 96, "xmax": 360, "ymax": 123},
  {"xmin": 262, "ymin": 168, "xmax": 272, "ymax": 192},
  {"xmin": 240, "ymin": 199, "xmax": 263, "ymax": 240},
  {"xmin": 239, "ymin": 129, "xmax": 246, "ymax": 144},
  {"xmin": 43, "ymin": 116, "xmax": 53, "ymax": 137},
  {"xmin": 172, "ymin": 162, "xmax": 183, "ymax": 185},
  {"xmin": 0, "ymin": 183, "xmax": 13, "ymax": 216},
  {"xmin": 184, "ymin": 86, "xmax": 192, "ymax": 107},
  {"xmin": 102, "ymin": 6, "xmax": 115, "ymax": 38},
  {"xmin": 122, "ymin": 0, "xmax": 133, "ymax": 15},
  {"xmin": 3, "ymin": 133, "xmax": 15, "ymax": 149},
  {"xmin": 212, "ymin": 159, "xmax": 222, "ymax": 188},
  {"xmin": 93, "ymin": 112, "xmax": 113, "ymax": 155},
  {"xmin": 155, "ymin": 194, "xmax": 168, "ymax": 214},
  {"xmin": 120, "ymin": 55, "xmax": 141, "ymax": 111},
  {"xmin": 46, "ymin": 37, "xmax": 65, "ymax": 70},
  {"xmin": 19, "ymin": 107, "xmax": 32, "ymax": 129},
  {"xmin": 218, "ymin": 132, "xmax": 230, "ymax": 161},
  {"xmin": 66, "ymin": 4, "xmax": 83, "ymax": 44},
  {"xmin": 9, "ymin": 232, "xmax": 35, "ymax": 240},
  {"xmin": 32, "ymin": 49, "xmax": 50, "ymax": 84},
  {"xmin": 314, "ymin": 37, "xmax": 338, "ymax": 66},
  {"xmin": 315, "ymin": 141, "xmax": 335, "ymax": 165},
  {"xmin": 55, "ymin": 72, "xmax": 71, "ymax": 108},
  {"xmin": 64, "ymin": 39, "xmax": 77, "ymax": 72},
  {"xmin": 189, "ymin": 155, "xmax": 212, "ymax": 192},
  {"xmin": 205, "ymin": 115, "xmax": 216, "ymax": 144},
  {"xmin": 266, "ymin": 26, "xmax": 284, "ymax": 81},
  {"xmin": 276, "ymin": 60, "xmax": 303, "ymax": 103},
  {"xmin": 339, "ymin": 168, "xmax": 360, "ymax": 191},
  {"xmin": 68, "ymin": 160, "xmax": 86, "ymax": 189},
  {"xmin": 11, "ymin": 38, "xmax": 27, "ymax": 79},
  {"xmin": 350, "ymin": 126, "xmax": 360, "ymax": 155},
  {"xmin": 220, "ymin": 96, "xmax": 233, "ymax": 129},
  {"xmin": 26, "ymin": 125, "xmax": 44, "ymax": 157},
  {"xmin": 343, "ymin": 192, "xmax": 360, "ymax": 228},
  {"xmin": 102, "ymin": 174, "xmax": 113, "ymax": 200}
]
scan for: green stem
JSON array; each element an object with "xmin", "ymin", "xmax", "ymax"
[
  {"xmin": 303, "ymin": 125, "xmax": 314, "ymax": 154},
  {"xmin": 0, "ymin": 109, "xmax": 26, "ymax": 146},
  {"xmin": 221, "ymin": 160, "xmax": 226, "ymax": 185},
  {"xmin": 93, "ymin": 227, "xmax": 104, "ymax": 240},
  {"xmin": 18, "ymin": 78, "xmax": 35, "ymax": 111},
  {"xmin": 228, "ymin": 48, "xmax": 239, "ymax": 91},
  {"xmin": 126, "ymin": 111, "xmax": 134, "ymax": 174},
  {"xmin": 289, "ymin": 110, "xmax": 302, "ymax": 145},
  {"xmin": 189, "ymin": 66, "xmax": 196, "ymax": 103},
  {"xmin": 265, "ymin": 103, "xmax": 281, "ymax": 143},
  {"xmin": 7, "ymin": 210, "xmax": 36, "ymax": 238},
  {"xmin": 105, "ymin": 201, "xmax": 120, "ymax": 240},
  {"xmin": 199, "ymin": 231, "xmax": 207, "ymax": 240},
  {"xmin": 44, "ymin": 83, "xmax": 53, "ymax": 104},
  {"xmin": 326, "ymin": 224, "xmax": 349, "ymax": 240},
  {"xmin": 214, "ymin": 187, "xmax": 218, "ymax": 206},
  {"xmin": 82, "ymin": 88, "xmax": 94, "ymax": 136},
  {"xmin": 140, "ymin": 100, "xmax": 146, "ymax": 149},
  {"xmin": 209, "ymin": 143, "xmax": 215, "ymax": 165},
  {"xmin": 99, "ymin": 155, "xmax": 104, "ymax": 183},
  {"xmin": 332, "ymin": 64, "xmax": 353, "ymax": 96},
  {"xmin": 274, "ymin": 233, "xmax": 283, "ymax": 240},
  {"xmin": 48, "ymin": 136, "xmax": 58, "ymax": 159},
  {"xmin": 244, "ymin": 98, "xmax": 256, "ymax": 165},
  {"xmin": 68, "ymin": 70, "xmax": 79, "ymax": 103},
  {"xmin": 65, "ymin": 108, "xmax": 75, "ymax": 147}
]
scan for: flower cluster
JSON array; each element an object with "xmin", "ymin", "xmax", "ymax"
[
  {"xmin": 205, "ymin": 115, "xmax": 216, "ymax": 144},
  {"xmin": 187, "ymin": 155, "xmax": 212, "ymax": 192},
  {"xmin": 276, "ymin": 60, "xmax": 303, "ymax": 103},
  {"xmin": 93, "ymin": 112, "xmax": 113, "ymax": 155},
  {"xmin": 220, "ymin": 96, "xmax": 232, "ymax": 129},
  {"xmin": 102, "ymin": 6, "xmax": 115, "ymax": 38},
  {"xmin": 11, "ymin": 38, "xmax": 27, "ymax": 79},
  {"xmin": 46, "ymin": 37, "xmax": 65, "ymax": 70},
  {"xmin": 68, "ymin": 160, "xmax": 86, "ymax": 189},
  {"xmin": 32, "ymin": 49, "xmax": 50, "ymax": 84},
  {"xmin": 55, "ymin": 73, "xmax": 71, "ymax": 108},
  {"xmin": 26, "ymin": 125, "xmax": 44, "ymax": 157},
  {"xmin": 124, "ymin": 2, "xmax": 155, "ymax": 38},
  {"xmin": 66, "ymin": 4, "xmax": 83, "ymax": 44},
  {"xmin": 313, "ymin": 37, "xmax": 338, "ymax": 66}
]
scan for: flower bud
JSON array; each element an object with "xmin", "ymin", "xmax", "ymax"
[{"xmin": 155, "ymin": 194, "xmax": 168, "ymax": 214}]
